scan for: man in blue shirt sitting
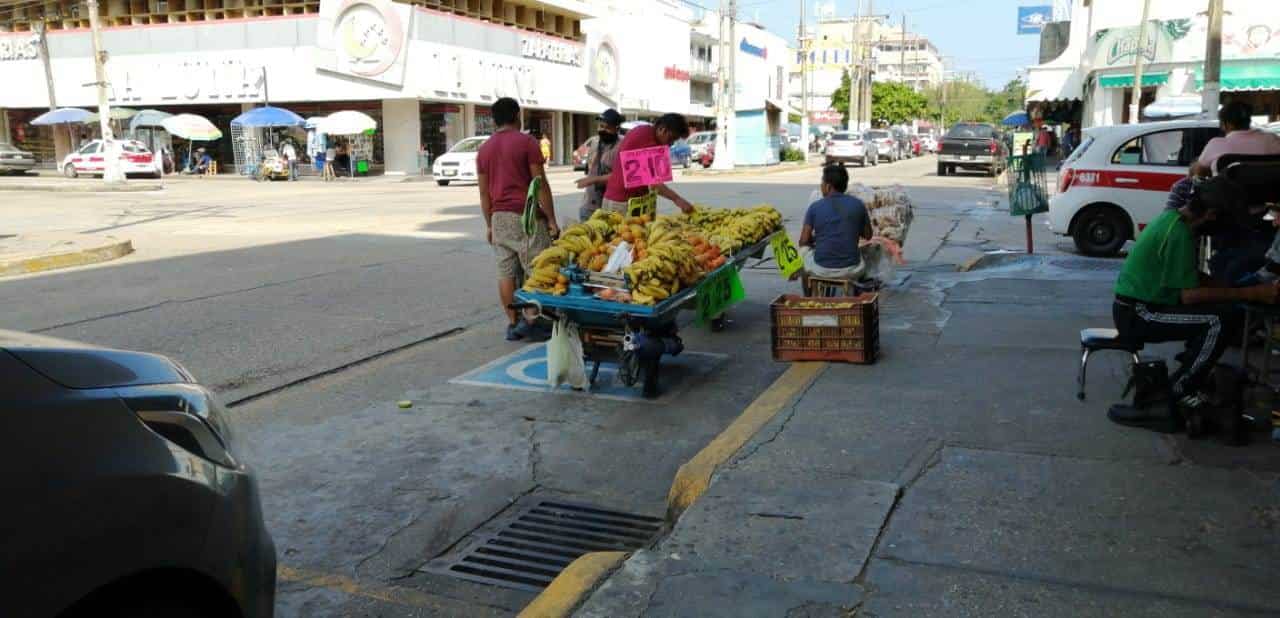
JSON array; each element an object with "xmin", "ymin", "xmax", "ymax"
[{"xmin": 798, "ymin": 165, "xmax": 872, "ymax": 283}]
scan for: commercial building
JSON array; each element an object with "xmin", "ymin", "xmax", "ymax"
[
  {"xmin": 1026, "ymin": 0, "xmax": 1280, "ymax": 129},
  {"xmin": 789, "ymin": 14, "xmax": 943, "ymax": 131}
]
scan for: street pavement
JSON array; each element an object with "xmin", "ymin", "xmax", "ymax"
[{"xmin": 1, "ymin": 155, "xmax": 1198, "ymax": 617}]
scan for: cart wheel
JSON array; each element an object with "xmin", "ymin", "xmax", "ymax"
[{"xmin": 619, "ymin": 349, "xmax": 640, "ymax": 387}]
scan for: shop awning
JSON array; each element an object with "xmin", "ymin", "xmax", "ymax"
[
  {"xmin": 1025, "ymin": 64, "xmax": 1084, "ymax": 102},
  {"xmin": 1196, "ymin": 62, "xmax": 1280, "ymax": 92},
  {"xmin": 1098, "ymin": 72, "xmax": 1169, "ymax": 89}
]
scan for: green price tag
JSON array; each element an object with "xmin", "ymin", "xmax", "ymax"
[
  {"xmin": 770, "ymin": 232, "xmax": 803, "ymax": 279},
  {"xmin": 697, "ymin": 267, "xmax": 746, "ymax": 325}
]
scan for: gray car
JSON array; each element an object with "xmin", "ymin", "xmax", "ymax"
[
  {"xmin": 0, "ymin": 142, "xmax": 36, "ymax": 174},
  {"xmin": 0, "ymin": 330, "xmax": 276, "ymax": 618}
]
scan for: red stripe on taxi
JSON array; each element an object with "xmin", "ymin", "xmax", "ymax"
[{"xmin": 1067, "ymin": 169, "xmax": 1183, "ymax": 192}]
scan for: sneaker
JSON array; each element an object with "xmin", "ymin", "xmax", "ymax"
[{"xmin": 506, "ymin": 323, "xmax": 524, "ymax": 341}]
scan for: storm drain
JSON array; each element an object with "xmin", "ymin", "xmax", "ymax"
[{"xmin": 426, "ymin": 499, "xmax": 663, "ymax": 592}]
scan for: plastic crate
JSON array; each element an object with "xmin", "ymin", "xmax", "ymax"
[{"xmin": 770, "ymin": 293, "xmax": 879, "ymax": 364}]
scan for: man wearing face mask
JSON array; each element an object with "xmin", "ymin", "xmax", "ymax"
[{"xmin": 575, "ymin": 108, "xmax": 624, "ymax": 221}]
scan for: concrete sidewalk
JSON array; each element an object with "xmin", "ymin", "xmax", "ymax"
[
  {"xmin": 570, "ymin": 256, "xmax": 1280, "ymax": 617},
  {"xmin": 0, "ymin": 233, "xmax": 133, "ymax": 276}
]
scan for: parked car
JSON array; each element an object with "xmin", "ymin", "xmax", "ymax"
[
  {"xmin": 61, "ymin": 139, "xmax": 162, "ymax": 179},
  {"xmin": 572, "ymin": 136, "xmax": 597, "ymax": 171},
  {"xmin": 0, "ymin": 330, "xmax": 276, "ymax": 618},
  {"xmin": 867, "ymin": 130, "xmax": 899, "ymax": 163},
  {"xmin": 921, "ymin": 134, "xmax": 939, "ymax": 153},
  {"xmin": 670, "ymin": 138, "xmax": 692, "ymax": 169},
  {"xmin": 687, "ymin": 131, "xmax": 716, "ymax": 162},
  {"xmin": 937, "ymin": 123, "xmax": 1008, "ymax": 177},
  {"xmin": 432, "ymin": 136, "xmax": 488, "ymax": 186},
  {"xmin": 824, "ymin": 131, "xmax": 878, "ymax": 167},
  {"xmin": 0, "ymin": 142, "xmax": 36, "ymax": 174},
  {"xmin": 1049, "ymin": 119, "xmax": 1222, "ymax": 256}
]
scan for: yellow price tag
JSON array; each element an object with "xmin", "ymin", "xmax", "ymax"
[
  {"xmin": 626, "ymin": 191, "xmax": 657, "ymax": 218},
  {"xmin": 770, "ymin": 232, "xmax": 803, "ymax": 279}
]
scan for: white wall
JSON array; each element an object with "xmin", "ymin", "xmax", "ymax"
[{"xmin": 382, "ymin": 98, "xmax": 419, "ymax": 175}]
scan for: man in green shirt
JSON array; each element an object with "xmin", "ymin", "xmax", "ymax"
[{"xmin": 1113, "ymin": 197, "xmax": 1279, "ymax": 418}]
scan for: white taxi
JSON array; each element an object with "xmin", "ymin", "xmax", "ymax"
[
  {"xmin": 61, "ymin": 139, "xmax": 162, "ymax": 179},
  {"xmin": 1049, "ymin": 119, "xmax": 1221, "ymax": 256}
]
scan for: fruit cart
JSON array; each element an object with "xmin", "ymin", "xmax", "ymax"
[{"xmin": 514, "ymin": 231, "xmax": 779, "ymax": 398}]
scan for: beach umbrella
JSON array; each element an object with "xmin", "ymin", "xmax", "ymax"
[
  {"xmin": 30, "ymin": 107, "xmax": 93, "ymax": 125},
  {"xmin": 1001, "ymin": 111, "xmax": 1030, "ymax": 127},
  {"xmin": 86, "ymin": 107, "xmax": 139, "ymax": 122},
  {"xmin": 231, "ymin": 105, "xmax": 305, "ymax": 128},
  {"xmin": 318, "ymin": 110, "xmax": 377, "ymax": 135},
  {"xmin": 129, "ymin": 109, "xmax": 173, "ymax": 132},
  {"xmin": 304, "ymin": 116, "xmax": 328, "ymax": 130},
  {"xmin": 162, "ymin": 114, "xmax": 222, "ymax": 141}
]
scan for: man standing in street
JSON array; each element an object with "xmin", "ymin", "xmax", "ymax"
[
  {"xmin": 575, "ymin": 108, "xmax": 624, "ymax": 221},
  {"xmin": 281, "ymin": 139, "xmax": 298, "ymax": 181},
  {"xmin": 602, "ymin": 113, "xmax": 695, "ymax": 216},
  {"xmin": 478, "ymin": 97, "xmax": 559, "ymax": 341}
]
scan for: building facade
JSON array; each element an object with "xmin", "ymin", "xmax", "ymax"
[{"xmin": 1026, "ymin": 0, "xmax": 1280, "ymax": 129}]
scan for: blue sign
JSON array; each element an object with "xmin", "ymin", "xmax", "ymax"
[
  {"xmin": 1017, "ymin": 6, "xmax": 1052, "ymax": 35},
  {"xmin": 740, "ymin": 38, "xmax": 768, "ymax": 59},
  {"xmin": 450, "ymin": 343, "xmax": 728, "ymax": 403}
]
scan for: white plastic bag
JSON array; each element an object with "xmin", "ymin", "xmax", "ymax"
[
  {"xmin": 604, "ymin": 241, "xmax": 633, "ymax": 274},
  {"xmin": 546, "ymin": 316, "xmax": 588, "ymax": 390}
]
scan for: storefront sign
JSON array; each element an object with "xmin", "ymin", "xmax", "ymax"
[
  {"xmin": 106, "ymin": 58, "xmax": 265, "ymax": 104},
  {"xmin": 1090, "ymin": 20, "xmax": 1186, "ymax": 67},
  {"xmin": 0, "ymin": 35, "xmax": 39, "ymax": 62},
  {"xmin": 740, "ymin": 38, "xmax": 768, "ymax": 59},
  {"xmin": 1017, "ymin": 6, "xmax": 1052, "ymax": 35},
  {"xmin": 620, "ymin": 145, "xmax": 673, "ymax": 189},
  {"xmin": 520, "ymin": 36, "xmax": 582, "ymax": 66},
  {"xmin": 664, "ymin": 66, "xmax": 690, "ymax": 81},
  {"xmin": 809, "ymin": 110, "xmax": 842, "ymax": 124},
  {"xmin": 316, "ymin": 0, "xmax": 412, "ymax": 87},
  {"xmin": 586, "ymin": 36, "xmax": 621, "ymax": 103}
]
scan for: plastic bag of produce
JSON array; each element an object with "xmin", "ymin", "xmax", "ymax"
[
  {"xmin": 604, "ymin": 241, "xmax": 633, "ymax": 274},
  {"xmin": 547, "ymin": 316, "xmax": 588, "ymax": 391}
]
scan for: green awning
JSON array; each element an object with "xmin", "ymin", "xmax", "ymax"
[
  {"xmin": 1098, "ymin": 72, "xmax": 1170, "ymax": 89},
  {"xmin": 1196, "ymin": 61, "xmax": 1280, "ymax": 92}
]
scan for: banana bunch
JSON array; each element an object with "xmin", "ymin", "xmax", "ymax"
[
  {"xmin": 523, "ymin": 245, "xmax": 570, "ymax": 294},
  {"xmin": 624, "ymin": 241, "xmax": 699, "ymax": 305},
  {"xmin": 689, "ymin": 205, "xmax": 782, "ymax": 253}
]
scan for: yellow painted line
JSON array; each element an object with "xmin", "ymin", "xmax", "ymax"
[
  {"xmin": 666, "ymin": 361, "xmax": 826, "ymax": 521},
  {"xmin": 517, "ymin": 552, "xmax": 628, "ymax": 618},
  {"xmin": 277, "ymin": 565, "xmax": 475, "ymax": 612},
  {"xmin": 0, "ymin": 240, "xmax": 133, "ymax": 277}
]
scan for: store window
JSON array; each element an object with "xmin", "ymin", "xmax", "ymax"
[
  {"xmin": 421, "ymin": 103, "xmax": 463, "ymax": 161},
  {"xmin": 475, "ymin": 109, "xmax": 495, "ymax": 136}
]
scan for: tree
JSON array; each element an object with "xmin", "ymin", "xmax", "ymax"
[
  {"xmin": 983, "ymin": 78, "xmax": 1027, "ymax": 124},
  {"xmin": 871, "ymin": 82, "xmax": 926, "ymax": 126},
  {"xmin": 831, "ymin": 69, "xmax": 852, "ymax": 126},
  {"xmin": 923, "ymin": 80, "xmax": 989, "ymax": 127}
]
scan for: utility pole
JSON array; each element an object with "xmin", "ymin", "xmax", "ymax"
[
  {"xmin": 861, "ymin": 0, "xmax": 876, "ymax": 130},
  {"xmin": 900, "ymin": 13, "xmax": 906, "ymax": 87},
  {"xmin": 35, "ymin": 22, "xmax": 56, "ymax": 110},
  {"xmin": 712, "ymin": 0, "xmax": 736, "ymax": 170},
  {"xmin": 87, "ymin": 0, "xmax": 124, "ymax": 184},
  {"xmin": 1127, "ymin": 0, "xmax": 1152, "ymax": 124},
  {"xmin": 799, "ymin": 0, "xmax": 809, "ymax": 159},
  {"xmin": 1201, "ymin": 0, "xmax": 1223, "ymax": 116}
]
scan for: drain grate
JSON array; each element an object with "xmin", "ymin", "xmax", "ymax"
[{"xmin": 426, "ymin": 499, "xmax": 663, "ymax": 592}]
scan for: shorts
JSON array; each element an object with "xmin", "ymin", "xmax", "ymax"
[
  {"xmin": 801, "ymin": 246, "xmax": 865, "ymax": 280},
  {"xmin": 492, "ymin": 211, "xmax": 552, "ymax": 280}
]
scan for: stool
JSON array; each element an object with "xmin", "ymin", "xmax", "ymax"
[
  {"xmin": 1078, "ymin": 328, "xmax": 1144, "ymax": 401},
  {"xmin": 805, "ymin": 276, "xmax": 853, "ymax": 297},
  {"xmin": 203, "ymin": 161, "xmax": 218, "ymax": 177}
]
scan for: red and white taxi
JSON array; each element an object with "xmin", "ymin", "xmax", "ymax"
[
  {"xmin": 61, "ymin": 139, "xmax": 163, "ymax": 179},
  {"xmin": 1049, "ymin": 119, "xmax": 1221, "ymax": 256}
]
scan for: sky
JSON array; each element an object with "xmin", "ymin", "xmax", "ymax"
[{"xmin": 743, "ymin": 0, "xmax": 1046, "ymax": 89}]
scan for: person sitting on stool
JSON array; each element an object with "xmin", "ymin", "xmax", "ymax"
[
  {"xmin": 1112, "ymin": 187, "xmax": 1280, "ymax": 425},
  {"xmin": 795, "ymin": 164, "xmax": 872, "ymax": 288}
]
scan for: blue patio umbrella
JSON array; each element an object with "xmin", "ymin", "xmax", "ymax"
[
  {"xmin": 1002, "ymin": 110, "xmax": 1030, "ymax": 127},
  {"xmin": 31, "ymin": 107, "xmax": 93, "ymax": 125},
  {"xmin": 129, "ymin": 109, "xmax": 174, "ymax": 133},
  {"xmin": 231, "ymin": 105, "xmax": 305, "ymax": 128}
]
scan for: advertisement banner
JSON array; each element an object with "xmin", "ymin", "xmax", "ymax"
[
  {"xmin": 1089, "ymin": 20, "xmax": 1188, "ymax": 68},
  {"xmin": 1017, "ymin": 6, "xmax": 1052, "ymax": 35},
  {"xmin": 315, "ymin": 0, "xmax": 413, "ymax": 88}
]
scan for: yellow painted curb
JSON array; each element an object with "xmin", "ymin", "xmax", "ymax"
[
  {"xmin": 666, "ymin": 361, "xmax": 826, "ymax": 521},
  {"xmin": 0, "ymin": 239, "xmax": 133, "ymax": 277},
  {"xmin": 518, "ymin": 551, "xmax": 628, "ymax": 618}
]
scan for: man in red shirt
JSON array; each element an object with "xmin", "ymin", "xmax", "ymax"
[
  {"xmin": 477, "ymin": 97, "xmax": 559, "ymax": 341},
  {"xmin": 602, "ymin": 113, "xmax": 695, "ymax": 216}
]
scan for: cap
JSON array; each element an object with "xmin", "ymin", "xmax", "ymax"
[{"xmin": 597, "ymin": 108, "xmax": 623, "ymax": 127}]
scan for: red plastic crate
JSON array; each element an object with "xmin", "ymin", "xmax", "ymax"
[{"xmin": 770, "ymin": 293, "xmax": 879, "ymax": 364}]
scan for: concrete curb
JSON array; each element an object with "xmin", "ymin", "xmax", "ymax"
[
  {"xmin": 0, "ymin": 182, "xmax": 163, "ymax": 193},
  {"xmin": 516, "ymin": 551, "xmax": 628, "ymax": 618},
  {"xmin": 0, "ymin": 239, "xmax": 134, "ymax": 276},
  {"xmin": 665, "ymin": 361, "xmax": 827, "ymax": 522}
]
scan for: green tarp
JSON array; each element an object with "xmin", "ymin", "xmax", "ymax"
[
  {"xmin": 1196, "ymin": 61, "xmax": 1280, "ymax": 92},
  {"xmin": 1098, "ymin": 72, "xmax": 1170, "ymax": 89}
]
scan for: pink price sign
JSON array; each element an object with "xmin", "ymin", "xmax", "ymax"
[{"xmin": 620, "ymin": 145, "xmax": 674, "ymax": 189}]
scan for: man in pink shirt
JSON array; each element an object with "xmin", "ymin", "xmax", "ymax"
[
  {"xmin": 601, "ymin": 113, "xmax": 695, "ymax": 216},
  {"xmin": 477, "ymin": 97, "xmax": 559, "ymax": 341},
  {"xmin": 1192, "ymin": 101, "xmax": 1280, "ymax": 177}
]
